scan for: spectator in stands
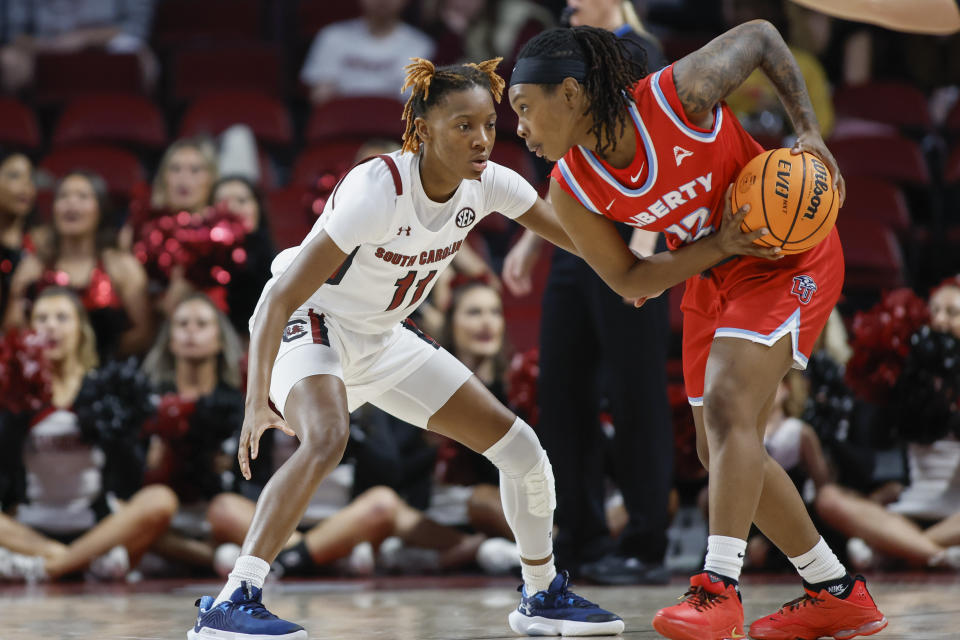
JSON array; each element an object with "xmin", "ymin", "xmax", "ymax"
[
  {"xmin": 0, "ymin": 287, "xmax": 176, "ymax": 582},
  {"xmin": 139, "ymin": 293, "xmax": 245, "ymax": 571},
  {"xmin": 151, "ymin": 137, "xmax": 218, "ymax": 215},
  {"xmin": 0, "ymin": 0, "xmax": 158, "ymax": 94},
  {"xmin": 209, "ymin": 176, "xmax": 275, "ymax": 338},
  {"xmin": 207, "ymin": 425, "xmax": 519, "ymax": 577},
  {"xmin": 815, "ymin": 282, "xmax": 960, "ymax": 570},
  {"xmin": 422, "ymin": 0, "xmax": 554, "ymax": 71},
  {"xmin": 430, "ymin": 276, "xmax": 514, "ymax": 541},
  {"xmin": 4, "ymin": 171, "xmax": 153, "ymax": 360},
  {"xmin": 0, "ymin": 149, "xmax": 35, "ymax": 322},
  {"xmin": 500, "ymin": 3, "xmax": 672, "ymax": 585},
  {"xmin": 723, "ymin": 0, "xmax": 835, "ymax": 141},
  {"xmin": 300, "ymin": 0, "xmax": 434, "ymax": 105}
]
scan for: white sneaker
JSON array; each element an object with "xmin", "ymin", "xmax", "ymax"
[
  {"xmin": 213, "ymin": 543, "xmax": 242, "ymax": 578},
  {"xmin": 346, "ymin": 542, "xmax": 375, "ymax": 576},
  {"xmin": 87, "ymin": 545, "xmax": 129, "ymax": 581},
  {"xmin": 846, "ymin": 537, "xmax": 875, "ymax": 571},
  {"xmin": 0, "ymin": 547, "xmax": 47, "ymax": 583},
  {"xmin": 476, "ymin": 537, "xmax": 520, "ymax": 575},
  {"xmin": 377, "ymin": 537, "xmax": 440, "ymax": 574}
]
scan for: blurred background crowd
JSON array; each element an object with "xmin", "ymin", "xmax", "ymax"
[{"xmin": 2, "ymin": 0, "xmax": 960, "ymax": 586}]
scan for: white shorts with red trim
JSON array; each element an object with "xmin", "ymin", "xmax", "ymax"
[{"xmin": 270, "ymin": 307, "xmax": 473, "ymax": 428}]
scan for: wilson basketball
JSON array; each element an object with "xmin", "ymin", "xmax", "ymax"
[{"xmin": 732, "ymin": 148, "xmax": 839, "ymax": 255}]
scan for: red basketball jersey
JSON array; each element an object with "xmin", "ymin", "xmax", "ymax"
[{"xmin": 551, "ymin": 64, "xmax": 764, "ymax": 250}]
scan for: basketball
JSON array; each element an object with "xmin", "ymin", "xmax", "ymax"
[{"xmin": 732, "ymin": 148, "xmax": 840, "ymax": 255}]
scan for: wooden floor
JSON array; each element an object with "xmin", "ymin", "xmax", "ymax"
[{"xmin": 0, "ymin": 573, "xmax": 957, "ymax": 639}]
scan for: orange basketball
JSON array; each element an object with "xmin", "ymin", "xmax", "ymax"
[{"xmin": 732, "ymin": 148, "xmax": 839, "ymax": 255}]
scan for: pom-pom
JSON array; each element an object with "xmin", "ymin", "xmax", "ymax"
[
  {"xmin": 0, "ymin": 329, "xmax": 52, "ymax": 414},
  {"xmin": 507, "ymin": 348, "xmax": 539, "ymax": 425},
  {"xmin": 845, "ymin": 288, "xmax": 929, "ymax": 404},
  {"xmin": 888, "ymin": 326, "xmax": 960, "ymax": 444},
  {"xmin": 802, "ymin": 351, "xmax": 857, "ymax": 444},
  {"xmin": 133, "ymin": 205, "xmax": 248, "ymax": 289},
  {"xmin": 74, "ymin": 357, "xmax": 154, "ymax": 446}
]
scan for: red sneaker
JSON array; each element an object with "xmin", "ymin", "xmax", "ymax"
[
  {"xmin": 748, "ymin": 575, "xmax": 887, "ymax": 640},
  {"xmin": 652, "ymin": 572, "xmax": 746, "ymax": 640}
]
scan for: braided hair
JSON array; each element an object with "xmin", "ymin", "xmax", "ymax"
[
  {"xmin": 515, "ymin": 27, "xmax": 643, "ymax": 156},
  {"xmin": 400, "ymin": 57, "xmax": 506, "ymax": 154}
]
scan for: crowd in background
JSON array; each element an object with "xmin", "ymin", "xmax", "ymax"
[{"xmin": 1, "ymin": 0, "xmax": 960, "ymax": 584}]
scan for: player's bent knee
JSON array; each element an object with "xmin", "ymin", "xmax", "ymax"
[
  {"xmin": 358, "ymin": 486, "xmax": 401, "ymax": 525},
  {"xmin": 483, "ymin": 418, "xmax": 556, "ymax": 517}
]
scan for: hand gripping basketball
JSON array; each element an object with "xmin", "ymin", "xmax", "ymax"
[
  {"xmin": 238, "ymin": 404, "xmax": 295, "ymax": 480},
  {"xmin": 716, "ymin": 184, "xmax": 784, "ymax": 260}
]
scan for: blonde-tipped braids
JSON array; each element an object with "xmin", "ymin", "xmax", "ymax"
[{"xmin": 400, "ymin": 56, "xmax": 505, "ymax": 154}]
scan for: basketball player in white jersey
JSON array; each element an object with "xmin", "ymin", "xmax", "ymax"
[{"xmin": 187, "ymin": 57, "xmax": 624, "ymax": 639}]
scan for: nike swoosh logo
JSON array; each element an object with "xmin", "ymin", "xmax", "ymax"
[
  {"xmin": 606, "ymin": 199, "xmax": 615, "ymax": 211},
  {"xmin": 727, "ymin": 627, "xmax": 746, "ymax": 639},
  {"xmin": 798, "ymin": 561, "xmax": 814, "ymax": 570},
  {"xmin": 631, "ymin": 162, "xmax": 645, "ymax": 182}
]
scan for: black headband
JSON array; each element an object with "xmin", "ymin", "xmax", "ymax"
[{"xmin": 510, "ymin": 57, "xmax": 587, "ymax": 86}]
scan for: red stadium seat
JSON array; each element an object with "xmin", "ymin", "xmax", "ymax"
[
  {"xmin": 830, "ymin": 135, "xmax": 930, "ymax": 185},
  {"xmin": 34, "ymin": 52, "xmax": 143, "ymax": 104},
  {"xmin": 491, "ymin": 141, "xmax": 537, "ymax": 184},
  {"xmin": 946, "ymin": 144, "xmax": 960, "ymax": 184},
  {"xmin": 266, "ymin": 187, "xmax": 313, "ymax": 250},
  {"xmin": 291, "ymin": 141, "xmax": 364, "ymax": 186},
  {"xmin": 944, "ymin": 98, "xmax": 960, "ymax": 135},
  {"xmin": 306, "ymin": 97, "xmax": 405, "ymax": 144},
  {"xmin": 840, "ymin": 176, "xmax": 911, "ymax": 234},
  {"xmin": 53, "ymin": 93, "xmax": 166, "ymax": 150},
  {"xmin": 833, "ymin": 82, "xmax": 932, "ymax": 130},
  {"xmin": 153, "ymin": 0, "xmax": 262, "ymax": 47},
  {"xmin": 836, "ymin": 217, "xmax": 905, "ymax": 290},
  {"xmin": 40, "ymin": 145, "xmax": 145, "ymax": 201},
  {"xmin": 170, "ymin": 43, "xmax": 284, "ymax": 102},
  {"xmin": 502, "ymin": 243, "xmax": 554, "ymax": 353},
  {"xmin": 295, "ymin": 0, "xmax": 363, "ymax": 45},
  {"xmin": 179, "ymin": 91, "xmax": 293, "ymax": 147},
  {"xmin": 0, "ymin": 98, "xmax": 41, "ymax": 150}
]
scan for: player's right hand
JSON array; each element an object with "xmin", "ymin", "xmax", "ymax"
[
  {"xmin": 502, "ymin": 241, "xmax": 538, "ymax": 296},
  {"xmin": 715, "ymin": 184, "xmax": 783, "ymax": 261},
  {"xmin": 238, "ymin": 404, "xmax": 295, "ymax": 480}
]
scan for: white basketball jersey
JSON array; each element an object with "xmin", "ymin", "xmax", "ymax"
[{"xmin": 254, "ymin": 151, "xmax": 536, "ymax": 335}]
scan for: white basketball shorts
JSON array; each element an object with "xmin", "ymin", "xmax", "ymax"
[{"xmin": 269, "ymin": 307, "xmax": 473, "ymax": 428}]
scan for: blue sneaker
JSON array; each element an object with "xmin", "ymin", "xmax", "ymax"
[
  {"xmin": 508, "ymin": 570, "xmax": 625, "ymax": 636},
  {"xmin": 187, "ymin": 581, "xmax": 307, "ymax": 639}
]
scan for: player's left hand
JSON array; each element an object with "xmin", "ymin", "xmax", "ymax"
[{"xmin": 792, "ymin": 133, "xmax": 845, "ymax": 206}]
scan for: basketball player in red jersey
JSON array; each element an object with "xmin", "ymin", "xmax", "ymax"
[{"xmin": 508, "ymin": 23, "xmax": 886, "ymax": 640}]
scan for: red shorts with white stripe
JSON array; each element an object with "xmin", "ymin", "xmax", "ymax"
[{"xmin": 681, "ymin": 228, "xmax": 844, "ymax": 405}]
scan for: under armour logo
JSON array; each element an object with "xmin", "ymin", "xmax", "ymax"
[
  {"xmin": 791, "ymin": 275, "xmax": 818, "ymax": 305},
  {"xmin": 398, "ymin": 226, "xmax": 411, "ymax": 236},
  {"xmin": 674, "ymin": 145, "xmax": 693, "ymax": 166}
]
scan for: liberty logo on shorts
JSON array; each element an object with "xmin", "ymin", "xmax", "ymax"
[
  {"xmin": 455, "ymin": 207, "xmax": 476, "ymax": 228},
  {"xmin": 791, "ymin": 275, "xmax": 818, "ymax": 305},
  {"xmin": 282, "ymin": 319, "xmax": 308, "ymax": 342}
]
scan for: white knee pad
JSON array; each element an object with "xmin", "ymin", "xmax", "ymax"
[{"xmin": 483, "ymin": 418, "xmax": 555, "ymax": 560}]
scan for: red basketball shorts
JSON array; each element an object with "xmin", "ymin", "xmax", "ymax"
[{"xmin": 681, "ymin": 228, "xmax": 844, "ymax": 405}]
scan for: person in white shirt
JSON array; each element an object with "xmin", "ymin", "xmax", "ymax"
[
  {"xmin": 300, "ymin": 0, "xmax": 435, "ymax": 105},
  {"xmin": 187, "ymin": 57, "xmax": 625, "ymax": 640}
]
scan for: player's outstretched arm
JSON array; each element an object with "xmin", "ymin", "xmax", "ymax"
[
  {"xmin": 672, "ymin": 20, "xmax": 844, "ymax": 202},
  {"xmin": 513, "ymin": 197, "xmax": 580, "ymax": 256},
  {"xmin": 550, "ymin": 181, "xmax": 781, "ymax": 300},
  {"xmin": 239, "ymin": 230, "xmax": 348, "ymax": 479}
]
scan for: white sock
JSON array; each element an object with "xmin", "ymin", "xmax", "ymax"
[
  {"xmin": 789, "ymin": 537, "xmax": 847, "ymax": 584},
  {"xmin": 213, "ymin": 555, "xmax": 270, "ymax": 606},
  {"xmin": 703, "ymin": 535, "xmax": 747, "ymax": 582},
  {"xmin": 522, "ymin": 558, "xmax": 557, "ymax": 594}
]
